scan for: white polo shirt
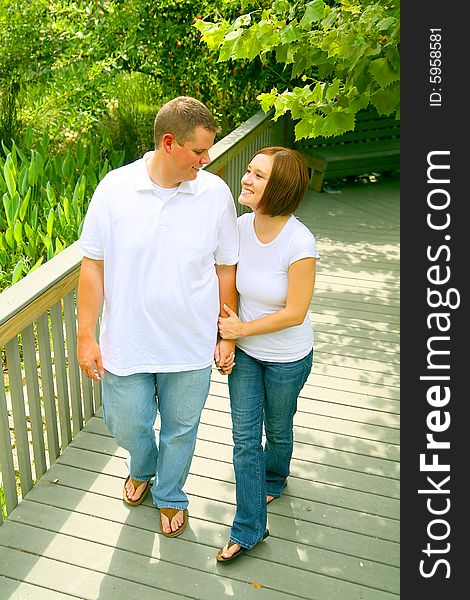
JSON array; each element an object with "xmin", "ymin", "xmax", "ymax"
[{"xmin": 79, "ymin": 152, "xmax": 239, "ymax": 375}]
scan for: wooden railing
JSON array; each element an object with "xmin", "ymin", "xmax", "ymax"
[{"xmin": 0, "ymin": 109, "xmax": 290, "ymax": 520}]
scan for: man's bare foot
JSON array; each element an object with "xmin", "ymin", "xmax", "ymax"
[
  {"xmin": 160, "ymin": 509, "xmax": 185, "ymax": 535},
  {"xmin": 122, "ymin": 476, "xmax": 150, "ymax": 505},
  {"xmin": 159, "ymin": 507, "xmax": 188, "ymax": 538},
  {"xmin": 267, "ymin": 495, "xmax": 275, "ymax": 504},
  {"xmin": 125, "ymin": 478, "xmax": 147, "ymax": 502}
]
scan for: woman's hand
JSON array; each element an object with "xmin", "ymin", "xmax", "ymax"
[{"xmin": 218, "ymin": 304, "xmax": 244, "ymax": 340}]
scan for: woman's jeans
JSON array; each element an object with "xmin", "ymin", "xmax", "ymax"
[
  {"xmin": 101, "ymin": 367, "xmax": 211, "ymax": 510},
  {"xmin": 228, "ymin": 348, "xmax": 313, "ymax": 548}
]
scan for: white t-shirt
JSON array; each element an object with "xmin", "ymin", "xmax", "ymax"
[
  {"xmin": 79, "ymin": 152, "xmax": 239, "ymax": 375},
  {"xmin": 235, "ymin": 212, "xmax": 319, "ymax": 362}
]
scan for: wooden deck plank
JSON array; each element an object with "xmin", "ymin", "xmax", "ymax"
[
  {"xmin": 90, "ymin": 408, "xmax": 401, "ymax": 466},
  {"xmin": 313, "ymin": 297, "xmax": 400, "ymax": 317},
  {"xmin": 315, "ymin": 339, "xmax": 399, "ymax": 361},
  {"xmin": 205, "ymin": 390, "xmax": 401, "ymax": 427},
  {"xmin": 1, "ymin": 519, "xmax": 295, "ymax": 599},
  {"xmin": 311, "ymin": 314, "xmax": 399, "ymax": 334},
  {"xmin": 316, "ymin": 285, "xmax": 399, "ymax": 301},
  {"xmin": 34, "ymin": 462, "xmax": 400, "ymax": 543},
  {"xmin": 210, "ymin": 380, "xmax": 401, "ymax": 414},
  {"xmin": 314, "ymin": 352, "xmax": 399, "ymax": 374},
  {"xmin": 10, "ymin": 494, "xmax": 400, "ymax": 582},
  {"xmin": 0, "ymin": 546, "xmax": 184, "ymax": 600},
  {"xmin": 21, "ymin": 486, "xmax": 399, "ymax": 568},
  {"xmin": 314, "ymin": 322, "xmax": 399, "ymax": 345},
  {"xmin": 0, "ymin": 178, "xmax": 400, "ymax": 599},
  {"xmin": 70, "ymin": 430, "xmax": 399, "ymax": 501},
  {"xmin": 315, "ymin": 255, "xmax": 399, "ymax": 271},
  {"xmin": 302, "ymin": 372, "xmax": 399, "ymax": 400},
  {"xmin": 0, "ymin": 577, "xmax": 73, "ymax": 600},
  {"xmin": 53, "ymin": 445, "xmax": 399, "ymax": 520},
  {"xmin": 2, "ymin": 513, "xmax": 397, "ymax": 600},
  {"xmin": 201, "ymin": 406, "xmax": 399, "ymax": 445},
  {"xmin": 84, "ymin": 414, "xmax": 399, "ymax": 479}
]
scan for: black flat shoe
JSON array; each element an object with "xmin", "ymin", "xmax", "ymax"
[{"xmin": 216, "ymin": 529, "xmax": 269, "ymax": 564}]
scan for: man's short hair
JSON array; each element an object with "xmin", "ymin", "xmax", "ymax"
[
  {"xmin": 154, "ymin": 96, "xmax": 221, "ymax": 147},
  {"xmin": 254, "ymin": 147, "xmax": 309, "ymax": 216}
]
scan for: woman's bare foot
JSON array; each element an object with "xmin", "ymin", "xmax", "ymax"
[{"xmin": 219, "ymin": 541, "xmax": 242, "ymax": 559}]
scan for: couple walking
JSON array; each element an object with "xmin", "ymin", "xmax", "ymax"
[{"xmin": 77, "ymin": 96, "xmax": 319, "ymax": 562}]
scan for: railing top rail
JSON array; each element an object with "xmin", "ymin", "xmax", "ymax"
[
  {"xmin": 0, "ymin": 242, "xmax": 82, "ymax": 345},
  {"xmin": 207, "ymin": 109, "xmax": 274, "ymax": 171}
]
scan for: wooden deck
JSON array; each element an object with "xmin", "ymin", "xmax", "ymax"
[{"xmin": 0, "ymin": 176, "xmax": 400, "ymax": 599}]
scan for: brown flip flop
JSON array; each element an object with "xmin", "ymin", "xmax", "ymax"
[
  {"xmin": 160, "ymin": 507, "xmax": 189, "ymax": 538},
  {"xmin": 216, "ymin": 540, "xmax": 245, "ymax": 563},
  {"xmin": 122, "ymin": 475, "xmax": 151, "ymax": 506}
]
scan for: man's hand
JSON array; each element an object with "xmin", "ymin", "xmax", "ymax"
[
  {"xmin": 77, "ymin": 337, "xmax": 104, "ymax": 381},
  {"xmin": 214, "ymin": 338, "xmax": 236, "ymax": 376}
]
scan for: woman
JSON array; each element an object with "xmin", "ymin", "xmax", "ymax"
[{"xmin": 216, "ymin": 146, "xmax": 319, "ymax": 563}]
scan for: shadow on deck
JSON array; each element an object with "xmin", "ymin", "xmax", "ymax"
[{"xmin": 0, "ymin": 175, "xmax": 400, "ymax": 599}]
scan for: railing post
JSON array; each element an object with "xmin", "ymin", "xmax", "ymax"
[
  {"xmin": 5, "ymin": 337, "xmax": 33, "ymax": 496},
  {"xmin": 0, "ymin": 371, "xmax": 17, "ymax": 517}
]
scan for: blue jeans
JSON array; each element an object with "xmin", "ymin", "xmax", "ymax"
[
  {"xmin": 101, "ymin": 367, "xmax": 211, "ymax": 509},
  {"xmin": 228, "ymin": 348, "xmax": 313, "ymax": 549}
]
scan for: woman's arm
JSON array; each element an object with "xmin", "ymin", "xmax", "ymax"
[{"xmin": 218, "ymin": 257, "xmax": 316, "ymax": 339}]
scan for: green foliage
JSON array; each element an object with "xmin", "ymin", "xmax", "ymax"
[
  {"xmin": 99, "ymin": 0, "xmax": 278, "ymax": 134},
  {"xmin": 0, "ymin": 81, "xmax": 21, "ymax": 148},
  {"xmin": 1, "ymin": 0, "xmax": 282, "ymax": 148},
  {"xmin": 0, "ymin": 129, "xmax": 125, "ymax": 291},
  {"xmin": 95, "ymin": 72, "xmax": 160, "ymax": 164},
  {"xmin": 195, "ymin": 0, "xmax": 400, "ymax": 139}
]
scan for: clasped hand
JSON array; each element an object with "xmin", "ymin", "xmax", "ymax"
[
  {"xmin": 214, "ymin": 304, "xmax": 242, "ymax": 375},
  {"xmin": 218, "ymin": 303, "xmax": 242, "ymax": 340}
]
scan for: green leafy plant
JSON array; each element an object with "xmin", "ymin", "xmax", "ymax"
[
  {"xmin": 0, "ymin": 128, "xmax": 125, "ymax": 291},
  {"xmin": 1, "ymin": 0, "xmax": 282, "ymax": 148},
  {"xmin": 195, "ymin": 0, "xmax": 400, "ymax": 139}
]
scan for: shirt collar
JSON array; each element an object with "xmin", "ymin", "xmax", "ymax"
[{"xmin": 135, "ymin": 151, "xmax": 198, "ymax": 195}]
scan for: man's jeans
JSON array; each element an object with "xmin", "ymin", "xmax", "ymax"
[
  {"xmin": 101, "ymin": 367, "xmax": 211, "ymax": 509},
  {"xmin": 228, "ymin": 348, "xmax": 313, "ymax": 548}
]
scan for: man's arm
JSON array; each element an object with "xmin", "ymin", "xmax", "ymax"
[
  {"xmin": 77, "ymin": 257, "xmax": 105, "ymax": 381},
  {"xmin": 215, "ymin": 264, "xmax": 238, "ymax": 375}
]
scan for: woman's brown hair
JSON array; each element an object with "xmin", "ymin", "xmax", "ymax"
[{"xmin": 252, "ymin": 147, "xmax": 309, "ymax": 216}]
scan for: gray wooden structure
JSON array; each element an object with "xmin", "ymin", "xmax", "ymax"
[
  {"xmin": 294, "ymin": 110, "xmax": 400, "ymax": 192},
  {"xmin": 0, "ymin": 111, "xmax": 399, "ymax": 599}
]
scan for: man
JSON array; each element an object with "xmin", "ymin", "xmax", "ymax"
[{"xmin": 77, "ymin": 96, "xmax": 238, "ymax": 538}]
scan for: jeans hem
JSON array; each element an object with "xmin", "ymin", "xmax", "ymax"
[
  {"xmin": 130, "ymin": 478, "xmax": 153, "ymax": 484},
  {"xmin": 229, "ymin": 535, "xmax": 255, "ymax": 550},
  {"xmin": 155, "ymin": 503, "xmax": 189, "ymax": 510}
]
